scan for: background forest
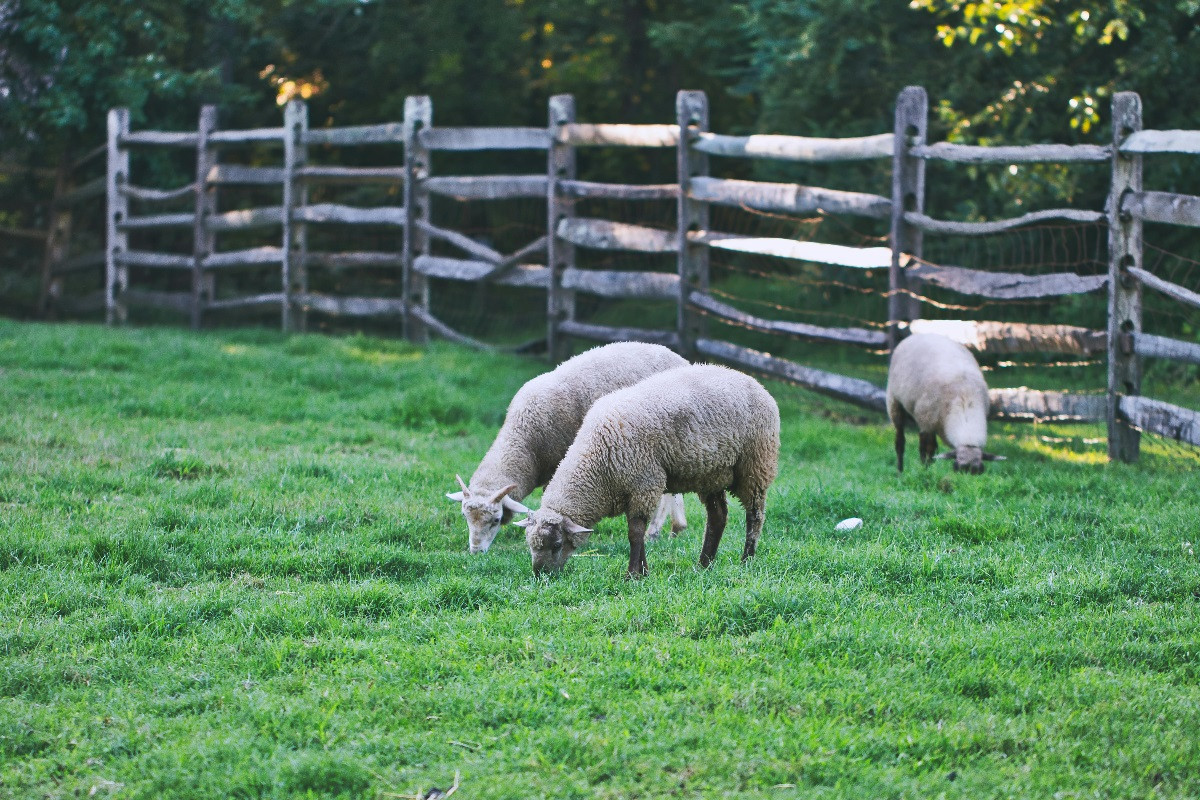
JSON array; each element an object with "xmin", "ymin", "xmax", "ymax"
[{"xmin": 2, "ymin": 0, "xmax": 1199, "ymax": 316}]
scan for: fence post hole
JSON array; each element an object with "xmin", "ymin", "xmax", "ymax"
[
  {"xmin": 191, "ymin": 105, "xmax": 218, "ymax": 330},
  {"xmin": 1107, "ymin": 91, "xmax": 1144, "ymax": 462},
  {"xmin": 104, "ymin": 108, "xmax": 131, "ymax": 325},
  {"xmin": 282, "ymin": 100, "xmax": 308, "ymax": 332},
  {"xmin": 403, "ymin": 95, "xmax": 432, "ymax": 344},
  {"xmin": 39, "ymin": 154, "xmax": 74, "ymax": 318},
  {"xmin": 889, "ymin": 86, "xmax": 928, "ymax": 349},
  {"xmin": 547, "ymin": 94, "xmax": 577, "ymax": 362},
  {"xmin": 677, "ymin": 90, "xmax": 710, "ymax": 359}
]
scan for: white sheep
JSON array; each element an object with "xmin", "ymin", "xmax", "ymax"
[
  {"xmin": 447, "ymin": 341, "xmax": 689, "ymax": 553},
  {"xmin": 515, "ymin": 364, "xmax": 780, "ymax": 578},
  {"xmin": 886, "ymin": 332, "xmax": 1005, "ymax": 474}
]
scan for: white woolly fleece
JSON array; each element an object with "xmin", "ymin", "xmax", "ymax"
[
  {"xmin": 467, "ymin": 341, "xmax": 689, "ymax": 502},
  {"xmin": 886, "ymin": 333, "xmax": 990, "ymax": 449},
  {"xmin": 537, "ymin": 363, "xmax": 781, "ymax": 528}
]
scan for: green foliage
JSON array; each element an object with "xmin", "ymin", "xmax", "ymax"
[{"xmin": 1, "ymin": 319, "xmax": 1199, "ymax": 797}]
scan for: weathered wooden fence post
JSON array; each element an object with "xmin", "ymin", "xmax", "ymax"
[
  {"xmin": 547, "ymin": 94, "xmax": 577, "ymax": 362},
  {"xmin": 104, "ymin": 108, "xmax": 130, "ymax": 325},
  {"xmin": 1107, "ymin": 91, "xmax": 1144, "ymax": 462},
  {"xmin": 282, "ymin": 100, "xmax": 309, "ymax": 332},
  {"xmin": 39, "ymin": 155, "xmax": 74, "ymax": 318},
  {"xmin": 191, "ymin": 105, "xmax": 218, "ymax": 330},
  {"xmin": 676, "ymin": 90, "xmax": 710, "ymax": 359},
  {"xmin": 889, "ymin": 86, "xmax": 928, "ymax": 349},
  {"xmin": 402, "ymin": 95, "xmax": 433, "ymax": 344}
]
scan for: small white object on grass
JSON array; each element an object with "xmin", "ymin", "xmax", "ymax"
[{"xmin": 835, "ymin": 517, "xmax": 863, "ymax": 532}]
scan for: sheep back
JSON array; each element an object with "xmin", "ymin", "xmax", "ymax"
[
  {"xmin": 543, "ymin": 363, "xmax": 780, "ymax": 525},
  {"xmin": 472, "ymin": 341, "xmax": 689, "ymax": 496},
  {"xmin": 886, "ymin": 333, "xmax": 989, "ymax": 448}
]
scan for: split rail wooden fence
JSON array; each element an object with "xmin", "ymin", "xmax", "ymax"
[{"xmin": 35, "ymin": 87, "xmax": 1200, "ymax": 461}]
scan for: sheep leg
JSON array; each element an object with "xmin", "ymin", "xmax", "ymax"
[
  {"xmin": 889, "ymin": 398, "xmax": 906, "ymax": 473},
  {"xmin": 669, "ymin": 494, "xmax": 688, "ymax": 536},
  {"xmin": 741, "ymin": 495, "xmax": 765, "ymax": 562},
  {"xmin": 698, "ymin": 492, "xmax": 728, "ymax": 568},
  {"xmin": 645, "ymin": 495, "xmax": 671, "ymax": 541},
  {"xmin": 919, "ymin": 432, "xmax": 938, "ymax": 464},
  {"xmin": 626, "ymin": 516, "xmax": 649, "ymax": 579}
]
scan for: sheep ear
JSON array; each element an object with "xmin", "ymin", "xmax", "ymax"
[
  {"xmin": 563, "ymin": 517, "xmax": 593, "ymax": 535},
  {"xmin": 934, "ymin": 451, "xmax": 955, "ymax": 460},
  {"xmin": 982, "ymin": 452, "xmax": 1007, "ymax": 462},
  {"xmin": 489, "ymin": 483, "xmax": 519, "ymax": 504},
  {"xmin": 502, "ymin": 495, "xmax": 530, "ymax": 514},
  {"xmin": 446, "ymin": 491, "xmax": 465, "ymax": 502},
  {"xmin": 512, "ymin": 517, "xmax": 533, "ymax": 528},
  {"xmin": 455, "ymin": 474, "xmax": 470, "ymax": 495}
]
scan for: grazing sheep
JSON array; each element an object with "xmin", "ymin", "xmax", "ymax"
[
  {"xmin": 447, "ymin": 342, "xmax": 689, "ymax": 554},
  {"xmin": 516, "ymin": 364, "xmax": 780, "ymax": 578},
  {"xmin": 886, "ymin": 333, "xmax": 1006, "ymax": 474}
]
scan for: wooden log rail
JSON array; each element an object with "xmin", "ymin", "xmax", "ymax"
[
  {"xmin": 120, "ymin": 128, "xmax": 285, "ymax": 148},
  {"xmin": 424, "ymin": 175, "xmax": 546, "ymax": 199},
  {"xmin": 210, "ymin": 165, "xmax": 285, "ymax": 185},
  {"xmin": 906, "ymin": 261, "xmax": 1107, "ymax": 299},
  {"xmin": 294, "ymin": 203, "xmax": 405, "ymax": 226},
  {"xmin": 904, "ymin": 208, "xmax": 1104, "ymax": 235},
  {"xmin": 120, "ymin": 182, "xmax": 197, "ymax": 203},
  {"xmin": 296, "ymin": 292, "xmax": 407, "ymax": 317},
  {"xmin": 689, "ymin": 290, "xmax": 887, "ymax": 347},
  {"xmin": 910, "ymin": 142, "xmax": 1111, "ymax": 163},
  {"xmin": 1128, "ymin": 332, "xmax": 1200, "ymax": 366},
  {"xmin": 118, "ymin": 213, "xmax": 194, "ymax": 230},
  {"xmin": 420, "ymin": 127, "xmax": 549, "ymax": 151},
  {"xmin": 987, "ymin": 389, "xmax": 1107, "ymax": 422},
  {"xmin": 696, "ymin": 338, "xmax": 888, "ymax": 412},
  {"xmin": 305, "ymin": 123, "xmax": 405, "ymax": 146},
  {"xmin": 413, "ymin": 255, "xmax": 550, "ymax": 288},
  {"xmin": 561, "ymin": 268, "xmax": 679, "ymax": 300},
  {"xmin": 1126, "ymin": 266, "xmax": 1200, "ymax": 310},
  {"xmin": 1119, "ymin": 190, "xmax": 1200, "ymax": 229},
  {"xmin": 206, "ymin": 292, "xmax": 286, "ymax": 311},
  {"xmin": 1118, "ymin": 395, "xmax": 1200, "ymax": 446},
  {"xmin": 556, "ymin": 124, "xmax": 679, "ymax": 147},
  {"xmin": 1119, "ymin": 129, "xmax": 1200, "ymax": 155},
  {"xmin": 117, "ymin": 247, "xmax": 285, "ymax": 271},
  {"xmin": 556, "ymin": 217, "xmax": 678, "ymax": 253},
  {"xmin": 688, "ymin": 176, "xmax": 892, "ymax": 219},
  {"xmin": 693, "ymin": 132, "xmax": 893, "ymax": 162},
  {"xmin": 908, "ymin": 319, "xmax": 1108, "ymax": 356},
  {"xmin": 416, "ymin": 220, "xmax": 547, "ymax": 279},
  {"xmin": 557, "ymin": 180, "xmax": 678, "ymax": 200}
]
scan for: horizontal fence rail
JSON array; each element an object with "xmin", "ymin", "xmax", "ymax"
[{"xmin": 694, "ymin": 132, "xmax": 894, "ymax": 161}]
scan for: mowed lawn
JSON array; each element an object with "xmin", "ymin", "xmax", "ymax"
[{"xmin": 2, "ymin": 319, "xmax": 1199, "ymax": 800}]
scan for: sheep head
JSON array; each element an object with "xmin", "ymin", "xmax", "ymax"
[
  {"xmin": 514, "ymin": 509, "xmax": 593, "ymax": 575},
  {"xmin": 935, "ymin": 447, "xmax": 1006, "ymax": 475},
  {"xmin": 446, "ymin": 475, "xmax": 529, "ymax": 553}
]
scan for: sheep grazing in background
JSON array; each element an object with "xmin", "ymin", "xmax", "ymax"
[
  {"xmin": 886, "ymin": 333, "xmax": 1006, "ymax": 475},
  {"xmin": 447, "ymin": 342, "xmax": 688, "ymax": 554},
  {"xmin": 517, "ymin": 364, "xmax": 780, "ymax": 578}
]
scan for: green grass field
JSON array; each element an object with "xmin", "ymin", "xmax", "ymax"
[{"xmin": 2, "ymin": 319, "xmax": 1199, "ymax": 799}]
